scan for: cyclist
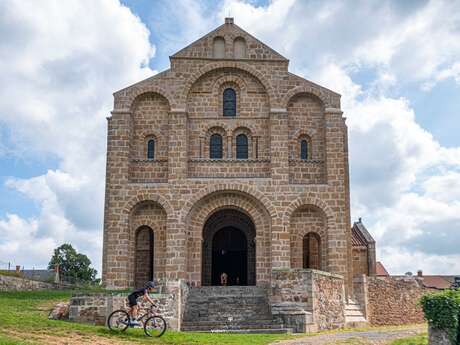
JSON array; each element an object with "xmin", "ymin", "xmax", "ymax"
[{"xmin": 127, "ymin": 281, "xmax": 156, "ymax": 326}]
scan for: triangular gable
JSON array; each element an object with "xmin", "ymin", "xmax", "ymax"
[{"xmin": 172, "ymin": 18, "xmax": 288, "ymax": 61}]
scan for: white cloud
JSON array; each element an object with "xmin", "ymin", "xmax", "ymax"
[
  {"xmin": 214, "ymin": 0, "xmax": 460, "ymax": 274},
  {"xmin": 1, "ymin": 0, "xmax": 460, "ymax": 276},
  {"xmin": 0, "ymin": 0, "xmax": 155, "ymax": 271}
]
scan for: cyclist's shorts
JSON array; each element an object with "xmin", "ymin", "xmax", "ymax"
[{"xmin": 128, "ymin": 294, "xmax": 138, "ymax": 307}]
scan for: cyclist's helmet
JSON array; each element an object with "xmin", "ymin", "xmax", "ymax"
[{"xmin": 146, "ymin": 281, "xmax": 155, "ymax": 288}]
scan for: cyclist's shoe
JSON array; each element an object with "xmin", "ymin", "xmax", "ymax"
[{"xmin": 129, "ymin": 319, "xmax": 141, "ymax": 327}]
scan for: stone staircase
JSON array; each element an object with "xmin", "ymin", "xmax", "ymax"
[
  {"xmin": 344, "ymin": 299, "xmax": 368, "ymax": 328},
  {"xmin": 181, "ymin": 286, "xmax": 292, "ymax": 333}
]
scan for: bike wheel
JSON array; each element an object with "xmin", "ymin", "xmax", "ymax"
[
  {"xmin": 107, "ymin": 310, "xmax": 130, "ymax": 332},
  {"xmin": 144, "ymin": 316, "xmax": 167, "ymax": 337}
]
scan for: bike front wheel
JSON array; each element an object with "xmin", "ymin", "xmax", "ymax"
[
  {"xmin": 144, "ymin": 316, "xmax": 167, "ymax": 337},
  {"xmin": 107, "ymin": 309, "xmax": 130, "ymax": 332}
]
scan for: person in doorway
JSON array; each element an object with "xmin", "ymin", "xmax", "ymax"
[
  {"xmin": 127, "ymin": 281, "xmax": 156, "ymax": 326},
  {"xmin": 235, "ymin": 276, "xmax": 240, "ymax": 285},
  {"xmin": 220, "ymin": 272, "xmax": 228, "ymax": 286}
]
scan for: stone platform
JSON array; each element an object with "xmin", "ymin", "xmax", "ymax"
[{"xmin": 181, "ymin": 286, "xmax": 292, "ymax": 333}]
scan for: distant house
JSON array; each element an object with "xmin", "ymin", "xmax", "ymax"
[
  {"xmin": 351, "ymin": 219, "xmax": 377, "ymax": 276},
  {"xmin": 387, "ymin": 269, "xmax": 459, "ymax": 290},
  {"xmin": 22, "ymin": 269, "xmax": 56, "ymax": 283},
  {"xmin": 376, "ymin": 261, "xmax": 390, "ymax": 277}
]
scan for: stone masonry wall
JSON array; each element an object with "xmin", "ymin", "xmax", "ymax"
[
  {"xmin": 270, "ymin": 269, "xmax": 345, "ymax": 331},
  {"xmin": 103, "ymin": 18, "xmax": 351, "ymax": 293},
  {"xmin": 0, "ymin": 274, "xmax": 55, "ymax": 291},
  {"xmin": 69, "ymin": 291, "xmax": 179, "ymax": 329},
  {"xmin": 366, "ymin": 277, "xmax": 429, "ymax": 325},
  {"xmin": 311, "ymin": 270, "xmax": 345, "ymax": 330}
]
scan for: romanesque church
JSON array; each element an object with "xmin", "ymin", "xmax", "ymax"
[{"xmin": 102, "ymin": 18, "xmax": 376, "ymax": 331}]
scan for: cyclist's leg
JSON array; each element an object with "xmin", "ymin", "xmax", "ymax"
[{"xmin": 132, "ymin": 304, "xmax": 139, "ymax": 320}]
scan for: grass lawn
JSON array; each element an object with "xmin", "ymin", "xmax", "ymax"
[{"xmin": 0, "ymin": 290, "xmax": 294, "ymax": 345}]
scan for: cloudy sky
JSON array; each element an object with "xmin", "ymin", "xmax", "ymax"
[{"xmin": 1, "ymin": 0, "xmax": 459, "ymax": 275}]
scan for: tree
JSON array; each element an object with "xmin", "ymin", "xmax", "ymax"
[{"xmin": 48, "ymin": 243, "xmax": 97, "ymax": 284}]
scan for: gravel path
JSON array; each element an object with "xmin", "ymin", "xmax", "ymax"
[{"xmin": 271, "ymin": 325, "xmax": 426, "ymax": 345}]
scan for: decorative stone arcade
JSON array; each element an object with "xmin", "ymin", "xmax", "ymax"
[{"xmin": 202, "ymin": 209, "xmax": 256, "ymax": 286}]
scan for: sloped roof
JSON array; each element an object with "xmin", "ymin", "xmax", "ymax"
[
  {"xmin": 172, "ymin": 18, "xmax": 288, "ymax": 61},
  {"xmin": 420, "ymin": 276, "xmax": 452, "ymax": 290},
  {"xmin": 351, "ymin": 219, "xmax": 375, "ymax": 247},
  {"xmin": 376, "ymin": 262, "xmax": 390, "ymax": 276}
]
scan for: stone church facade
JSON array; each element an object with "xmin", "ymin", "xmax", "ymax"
[{"xmin": 102, "ymin": 18, "xmax": 376, "ymax": 331}]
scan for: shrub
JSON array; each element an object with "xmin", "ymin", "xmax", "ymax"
[{"xmin": 420, "ymin": 289, "xmax": 460, "ymax": 344}]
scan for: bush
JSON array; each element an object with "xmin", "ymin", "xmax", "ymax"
[{"xmin": 420, "ymin": 289, "xmax": 460, "ymax": 344}]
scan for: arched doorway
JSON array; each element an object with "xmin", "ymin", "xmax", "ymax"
[
  {"xmin": 134, "ymin": 226, "xmax": 154, "ymax": 288},
  {"xmin": 202, "ymin": 209, "xmax": 256, "ymax": 286},
  {"xmin": 303, "ymin": 232, "xmax": 321, "ymax": 270}
]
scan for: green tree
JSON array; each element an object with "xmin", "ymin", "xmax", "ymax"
[{"xmin": 48, "ymin": 243, "xmax": 97, "ymax": 283}]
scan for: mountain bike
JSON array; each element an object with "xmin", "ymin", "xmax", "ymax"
[{"xmin": 107, "ymin": 302, "xmax": 167, "ymax": 337}]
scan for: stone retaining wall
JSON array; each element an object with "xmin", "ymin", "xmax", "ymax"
[
  {"xmin": 271, "ymin": 268, "xmax": 345, "ymax": 331},
  {"xmin": 0, "ymin": 274, "xmax": 55, "ymax": 291},
  {"xmin": 312, "ymin": 270, "xmax": 345, "ymax": 330},
  {"xmin": 365, "ymin": 276, "xmax": 428, "ymax": 325},
  {"xmin": 69, "ymin": 280, "xmax": 185, "ymax": 330}
]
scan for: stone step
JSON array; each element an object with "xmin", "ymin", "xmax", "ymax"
[
  {"xmin": 181, "ymin": 319, "xmax": 287, "ymax": 332},
  {"xmin": 345, "ymin": 315, "xmax": 367, "ymax": 322},
  {"xmin": 345, "ymin": 304, "xmax": 362, "ymax": 311},
  {"xmin": 186, "ymin": 286, "xmax": 268, "ymax": 299},
  {"xmin": 345, "ymin": 309, "xmax": 364, "ymax": 316},
  {"xmin": 186, "ymin": 328, "xmax": 293, "ymax": 334}
]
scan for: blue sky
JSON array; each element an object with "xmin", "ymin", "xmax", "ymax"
[{"xmin": 1, "ymin": 0, "xmax": 460, "ymax": 275}]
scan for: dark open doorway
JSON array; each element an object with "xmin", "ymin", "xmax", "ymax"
[
  {"xmin": 202, "ymin": 208, "xmax": 256, "ymax": 286},
  {"xmin": 211, "ymin": 227, "xmax": 247, "ymax": 285}
]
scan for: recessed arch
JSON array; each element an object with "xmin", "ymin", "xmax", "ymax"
[
  {"xmin": 213, "ymin": 36, "xmax": 225, "ymax": 58},
  {"xmin": 283, "ymin": 86, "xmax": 329, "ymax": 109},
  {"xmin": 233, "ymin": 36, "xmax": 247, "ymax": 59},
  {"xmin": 126, "ymin": 87, "xmax": 174, "ymax": 112},
  {"xmin": 184, "ymin": 189, "xmax": 272, "ymax": 286},
  {"xmin": 182, "ymin": 62, "xmax": 277, "ymax": 109}
]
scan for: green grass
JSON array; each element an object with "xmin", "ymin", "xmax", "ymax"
[
  {"xmin": 0, "ymin": 290, "xmax": 293, "ymax": 345},
  {"xmin": 390, "ymin": 334, "xmax": 428, "ymax": 345}
]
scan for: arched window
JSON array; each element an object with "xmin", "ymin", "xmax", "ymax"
[
  {"xmin": 223, "ymin": 88, "xmax": 236, "ymax": 116},
  {"xmin": 213, "ymin": 37, "xmax": 225, "ymax": 58},
  {"xmin": 210, "ymin": 134, "xmax": 223, "ymax": 159},
  {"xmin": 233, "ymin": 37, "xmax": 247, "ymax": 58},
  {"xmin": 135, "ymin": 226, "xmax": 154, "ymax": 288},
  {"xmin": 236, "ymin": 134, "xmax": 248, "ymax": 159},
  {"xmin": 303, "ymin": 232, "xmax": 321, "ymax": 270},
  {"xmin": 300, "ymin": 140, "xmax": 308, "ymax": 160},
  {"xmin": 147, "ymin": 139, "xmax": 155, "ymax": 160}
]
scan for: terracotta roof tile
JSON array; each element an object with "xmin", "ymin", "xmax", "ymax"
[{"xmin": 376, "ymin": 262, "xmax": 389, "ymax": 276}]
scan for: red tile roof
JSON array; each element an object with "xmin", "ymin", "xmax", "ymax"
[
  {"xmin": 419, "ymin": 276, "xmax": 452, "ymax": 290},
  {"xmin": 376, "ymin": 261, "xmax": 389, "ymax": 276}
]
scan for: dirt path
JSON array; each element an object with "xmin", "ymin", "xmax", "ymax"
[
  {"xmin": 271, "ymin": 325, "xmax": 427, "ymax": 345},
  {"xmin": 1, "ymin": 328, "xmax": 131, "ymax": 345}
]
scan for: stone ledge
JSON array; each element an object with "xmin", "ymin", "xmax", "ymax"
[{"xmin": 189, "ymin": 158, "xmax": 271, "ymax": 163}]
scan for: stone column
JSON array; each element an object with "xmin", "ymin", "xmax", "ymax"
[
  {"xmin": 252, "ymin": 136, "xmax": 259, "ymax": 159},
  {"xmin": 199, "ymin": 136, "xmax": 204, "ymax": 159},
  {"xmin": 165, "ymin": 213, "xmax": 187, "ymax": 280},
  {"xmin": 227, "ymin": 135, "xmax": 232, "ymax": 159},
  {"xmin": 168, "ymin": 109, "xmax": 187, "ymax": 181},
  {"xmin": 103, "ymin": 110, "xmax": 132, "ymax": 289},
  {"xmin": 324, "ymin": 107, "xmax": 351, "ymax": 293},
  {"xmin": 269, "ymin": 108, "xmax": 289, "ymax": 184}
]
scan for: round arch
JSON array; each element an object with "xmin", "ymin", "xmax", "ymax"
[
  {"xmin": 126, "ymin": 86, "xmax": 175, "ymax": 112},
  {"xmin": 122, "ymin": 192, "xmax": 174, "ymax": 218},
  {"xmin": 184, "ymin": 190, "xmax": 272, "ymax": 286},
  {"xmin": 181, "ymin": 183, "xmax": 277, "ymax": 223},
  {"xmin": 282, "ymin": 86, "xmax": 329, "ymax": 109},
  {"xmin": 181, "ymin": 62, "xmax": 277, "ymax": 108}
]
